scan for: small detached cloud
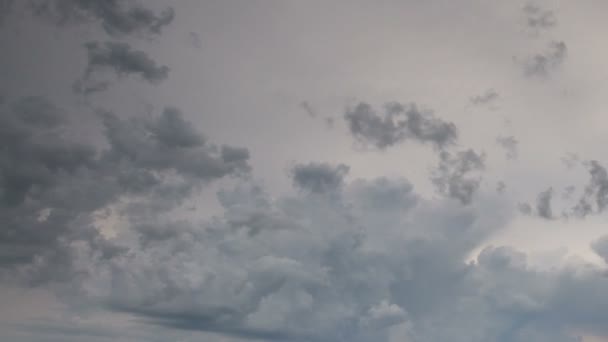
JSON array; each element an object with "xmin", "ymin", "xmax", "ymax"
[
  {"xmin": 523, "ymin": 41, "xmax": 567, "ymax": 77},
  {"xmin": 496, "ymin": 135, "xmax": 519, "ymax": 160},
  {"xmin": 470, "ymin": 89, "xmax": 499, "ymax": 106},
  {"xmin": 299, "ymin": 101, "xmax": 317, "ymax": 118},
  {"xmin": 290, "ymin": 162, "xmax": 350, "ymax": 194},
  {"xmin": 497, "ymin": 181, "xmax": 506, "ymax": 193},
  {"xmin": 523, "ymin": 3, "xmax": 557, "ymax": 31},
  {"xmin": 431, "ymin": 149, "xmax": 486, "ymax": 205},
  {"xmin": 76, "ymin": 41, "xmax": 169, "ymax": 93},
  {"xmin": 536, "ymin": 187, "xmax": 554, "ymax": 219},
  {"xmin": 572, "ymin": 160, "xmax": 608, "ymax": 218},
  {"xmin": 345, "ymin": 102, "xmax": 457, "ymax": 150}
]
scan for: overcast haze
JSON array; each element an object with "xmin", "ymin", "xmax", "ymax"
[{"xmin": 2, "ymin": 1, "xmax": 608, "ymax": 341}]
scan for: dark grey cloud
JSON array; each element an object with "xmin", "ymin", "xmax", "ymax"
[
  {"xmin": 28, "ymin": 0, "xmax": 174, "ymax": 37},
  {"xmin": 0, "ymin": 96, "xmax": 249, "ymax": 283},
  {"xmin": 78, "ymin": 41, "xmax": 169, "ymax": 92},
  {"xmin": 290, "ymin": 162, "xmax": 349, "ymax": 194},
  {"xmin": 523, "ymin": 41, "xmax": 567, "ymax": 77},
  {"xmin": 100, "ymin": 107, "xmax": 250, "ymax": 180},
  {"xmin": 496, "ymin": 135, "xmax": 519, "ymax": 159},
  {"xmin": 4, "ymin": 116, "xmax": 608, "ymax": 342},
  {"xmin": 523, "ymin": 3, "xmax": 557, "ymax": 31},
  {"xmin": 536, "ymin": 187, "xmax": 554, "ymax": 219},
  {"xmin": 431, "ymin": 149, "xmax": 485, "ymax": 205},
  {"xmin": 572, "ymin": 160, "xmax": 608, "ymax": 218},
  {"xmin": 345, "ymin": 102, "xmax": 457, "ymax": 150},
  {"xmin": 470, "ymin": 89, "xmax": 499, "ymax": 105}
]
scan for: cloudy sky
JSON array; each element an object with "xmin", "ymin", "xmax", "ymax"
[{"xmin": 2, "ymin": 1, "xmax": 608, "ymax": 341}]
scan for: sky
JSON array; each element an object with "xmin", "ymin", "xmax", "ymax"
[{"xmin": 2, "ymin": 1, "xmax": 608, "ymax": 341}]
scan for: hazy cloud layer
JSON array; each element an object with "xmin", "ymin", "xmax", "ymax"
[{"xmin": 496, "ymin": 135, "xmax": 519, "ymax": 160}]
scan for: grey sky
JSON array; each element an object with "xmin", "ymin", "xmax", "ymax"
[{"xmin": 2, "ymin": 1, "xmax": 608, "ymax": 341}]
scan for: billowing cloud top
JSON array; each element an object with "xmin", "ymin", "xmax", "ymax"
[{"xmin": 1, "ymin": 1, "xmax": 608, "ymax": 342}]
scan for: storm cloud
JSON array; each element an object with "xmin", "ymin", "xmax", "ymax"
[{"xmin": 0, "ymin": 97, "xmax": 249, "ymax": 281}]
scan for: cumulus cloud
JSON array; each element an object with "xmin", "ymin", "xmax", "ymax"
[
  {"xmin": 77, "ymin": 41, "xmax": 169, "ymax": 93},
  {"xmin": 5, "ymin": 2, "xmax": 608, "ymax": 342},
  {"xmin": 60, "ymin": 177, "xmax": 514, "ymax": 341},
  {"xmin": 496, "ymin": 135, "xmax": 519, "ymax": 160},
  {"xmin": 0, "ymin": 97, "xmax": 249, "ymax": 282},
  {"xmin": 290, "ymin": 162, "xmax": 349, "ymax": 194},
  {"xmin": 41, "ymin": 175, "xmax": 608, "ymax": 342},
  {"xmin": 28, "ymin": 0, "xmax": 174, "ymax": 37},
  {"xmin": 345, "ymin": 102, "xmax": 457, "ymax": 150},
  {"xmin": 431, "ymin": 149, "xmax": 486, "ymax": 205},
  {"xmin": 523, "ymin": 41, "xmax": 567, "ymax": 77},
  {"xmin": 3, "ymin": 98, "xmax": 608, "ymax": 341}
]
